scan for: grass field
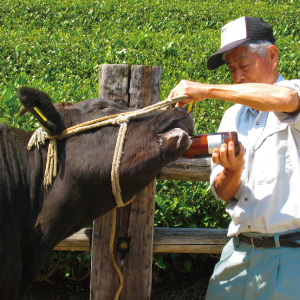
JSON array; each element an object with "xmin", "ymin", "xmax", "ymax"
[{"xmin": 1, "ymin": 0, "xmax": 300, "ymax": 131}]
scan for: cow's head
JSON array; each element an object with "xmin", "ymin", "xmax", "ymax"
[{"xmin": 18, "ymin": 87, "xmax": 194, "ymax": 214}]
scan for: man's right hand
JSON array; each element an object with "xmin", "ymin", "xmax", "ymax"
[
  {"xmin": 212, "ymin": 141, "xmax": 246, "ymax": 201},
  {"xmin": 212, "ymin": 141, "xmax": 245, "ymax": 172}
]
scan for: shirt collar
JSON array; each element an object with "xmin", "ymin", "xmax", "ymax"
[
  {"xmin": 276, "ymin": 73, "xmax": 285, "ymax": 83},
  {"xmin": 239, "ymin": 74, "xmax": 285, "ymax": 119},
  {"xmin": 240, "ymin": 106, "xmax": 258, "ymax": 119}
]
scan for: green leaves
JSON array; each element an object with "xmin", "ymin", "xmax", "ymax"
[
  {"xmin": 154, "ymin": 180, "xmax": 230, "ymax": 278},
  {"xmin": 1, "ymin": 0, "xmax": 299, "ymax": 119},
  {"xmin": 153, "ymin": 255, "xmax": 167, "ymax": 270},
  {"xmin": 37, "ymin": 250, "xmax": 91, "ymax": 281},
  {"xmin": 155, "ymin": 180, "xmax": 230, "ymax": 229}
]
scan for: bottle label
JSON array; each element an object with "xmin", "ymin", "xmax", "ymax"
[{"xmin": 207, "ymin": 135, "xmax": 222, "ymax": 154}]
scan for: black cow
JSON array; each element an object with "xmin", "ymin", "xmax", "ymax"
[{"xmin": 0, "ymin": 87, "xmax": 194, "ymax": 299}]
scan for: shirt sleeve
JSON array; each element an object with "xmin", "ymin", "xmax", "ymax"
[{"xmin": 274, "ymin": 79, "xmax": 300, "ymax": 127}]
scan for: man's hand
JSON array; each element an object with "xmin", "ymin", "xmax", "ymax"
[
  {"xmin": 212, "ymin": 141, "xmax": 245, "ymax": 172},
  {"xmin": 168, "ymin": 80, "xmax": 207, "ymax": 107},
  {"xmin": 212, "ymin": 141, "xmax": 246, "ymax": 201}
]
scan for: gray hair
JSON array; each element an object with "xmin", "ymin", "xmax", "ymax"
[{"xmin": 222, "ymin": 40, "xmax": 274, "ymax": 61}]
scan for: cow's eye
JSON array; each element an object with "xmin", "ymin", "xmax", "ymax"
[
  {"xmin": 117, "ymin": 100, "xmax": 127, "ymax": 106},
  {"xmin": 90, "ymin": 104, "xmax": 106, "ymax": 113}
]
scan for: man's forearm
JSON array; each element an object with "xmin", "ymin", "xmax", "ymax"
[
  {"xmin": 205, "ymin": 83, "xmax": 300, "ymax": 113},
  {"xmin": 214, "ymin": 168, "xmax": 243, "ymax": 202}
]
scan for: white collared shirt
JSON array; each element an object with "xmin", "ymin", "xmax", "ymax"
[{"xmin": 210, "ymin": 75, "xmax": 300, "ymax": 236}]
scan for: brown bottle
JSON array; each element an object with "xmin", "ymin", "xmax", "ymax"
[{"xmin": 183, "ymin": 132, "xmax": 240, "ymax": 158}]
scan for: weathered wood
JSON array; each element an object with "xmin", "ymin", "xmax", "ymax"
[
  {"xmin": 90, "ymin": 64, "xmax": 161, "ymax": 300},
  {"xmin": 154, "ymin": 228, "xmax": 228, "ymax": 245},
  {"xmin": 153, "ymin": 244, "xmax": 225, "ymax": 254},
  {"xmin": 117, "ymin": 65, "xmax": 161, "ymax": 300},
  {"xmin": 90, "ymin": 212, "xmax": 120, "ymax": 299},
  {"xmin": 158, "ymin": 157, "xmax": 211, "ymax": 181},
  {"xmin": 54, "ymin": 228, "xmax": 92, "ymax": 251},
  {"xmin": 120, "ymin": 182, "xmax": 156, "ymax": 299},
  {"xmin": 129, "ymin": 65, "xmax": 161, "ymax": 108},
  {"xmin": 90, "ymin": 64, "xmax": 132, "ymax": 299},
  {"xmin": 54, "ymin": 228, "xmax": 229, "ymax": 254},
  {"xmin": 98, "ymin": 64, "xmax": 130, "ymax": 104},
  {"xmin": 153, "ymin": 228, "xmax": 228, "ymax": 253}
]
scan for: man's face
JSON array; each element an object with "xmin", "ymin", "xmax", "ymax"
[{"xmin": 225, "ymin": 46, "xmax": 275, "ymax": 84}]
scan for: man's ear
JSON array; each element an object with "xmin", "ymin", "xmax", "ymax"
[
  {"xmin": 266, "ymin": 45, "xmax": 279, "ymax": 69},
  {"xmin": 18, "ymin": 87, "xmax": 66, "ymax": 135}
]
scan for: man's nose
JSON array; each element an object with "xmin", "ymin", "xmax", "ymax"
[{"xmin": 235, "ymin": 69, "xmax": 245, "ymax": 84}]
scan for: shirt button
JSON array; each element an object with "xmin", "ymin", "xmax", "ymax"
[
  {"xmin": 245, "ymin": 197, "xmax": 248, "ymax": 201},
  {"xmin": 256, "ymin": 122, "xmax": 260, "ymax": 125},
  {"xmin": 248, "ymin": 225, "xmax": 252, "ymax": 229}
]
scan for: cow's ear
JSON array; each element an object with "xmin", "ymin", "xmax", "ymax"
[{"xmin": 18, "ymin": 87, "xmax": 66, "ymax": 135}]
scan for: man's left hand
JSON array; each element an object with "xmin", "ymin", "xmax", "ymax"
[{"xmin": 168, "ymin": 80, "xmax": 207, "ymax": 107}]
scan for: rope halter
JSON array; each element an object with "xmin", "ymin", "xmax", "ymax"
[{"xmin": 27, "ymin": 95, "xmax": 189, "ymax": 206}]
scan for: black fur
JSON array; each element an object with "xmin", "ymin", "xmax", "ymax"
[{"xmin": 0, "ymin": 88, "xmax": 194, "ymax": 299}]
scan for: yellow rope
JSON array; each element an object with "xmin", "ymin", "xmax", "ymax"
[
  {"xmin": 111, "ymin": 122, "xmax": 128, "ymax": 207},
  {"xmin": 109, "ymin": 207, "xmax": 123, "ymax": 300},
  {"xmin": 28, "ymin": 94, "xmax": 192, "ymax": 299},
  {"xmin": 44, "ymin": 139, "xmax": 58, "ymax": 186},
  {"xmin": 51, "ymin": 95, "xmax": 188, "ymax": 140},
  {"xmin": 187, "ymin": 100, "xmax": 194, "ymax": 113},
  {"xmin": 109, "ymin": 195, "xmax": 136, "ymax": 300},
  {"xmin": 29, "ymin": 95, "xmax": 189, "ymax": 188}
]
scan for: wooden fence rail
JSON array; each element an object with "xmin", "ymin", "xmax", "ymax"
[
  {"xmin": 54, "ymin": 156, "xmax": 227, "ymax": 254},
  {"xmin": 157, "ymin": 157, "xmax": 211, "ymax": 181},
  {"xmin": 54, "ymin": 227, "xmax": 229, "ymax": 254}
]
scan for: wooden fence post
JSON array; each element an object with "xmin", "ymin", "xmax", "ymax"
[{"xmin": 90, "ymin": 64, "xmax": 162, "ymax": 300}]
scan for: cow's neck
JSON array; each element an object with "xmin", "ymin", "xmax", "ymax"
[{"xmin": 0, "ymin": 127, "xmax": 46, "ymax": 219}]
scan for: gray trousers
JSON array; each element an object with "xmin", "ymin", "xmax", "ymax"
[{"xmin": 206, "ymin": 230, "xmax": 300, "ymax": 300}]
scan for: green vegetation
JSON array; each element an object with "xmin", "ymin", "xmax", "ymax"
[{"xmin": 1, "ymin": 0, "xmax": 300, "ymax": 280}]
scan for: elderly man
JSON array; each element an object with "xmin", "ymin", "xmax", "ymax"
[{"xmin": 168, "ymin": 16, "xmax": 300, "ymax": 299}]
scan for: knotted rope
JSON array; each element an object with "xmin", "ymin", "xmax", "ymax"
[
  {"xmin": 27, "ymin": 128, "xmax": 58, "ymax": 186},
  {"xmin": 111, "ymin": 121, "xmax": 128, "ymax": 207},
  {"xmin": 28, "ymin": 94, "xmax": 189, "ymax": 199},
  {"xmin": 28, "ymin": 95, "xmax": 191, "ymax": 300}
]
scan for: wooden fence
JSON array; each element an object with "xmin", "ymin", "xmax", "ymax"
[
  {"xmin": 54, "ymin": 227, "xmax": 229, "ymax": 253},
  {"xmin": 54, "ymin": 157, "xmax": 228, "ymax": 253},
  {"xmin": 53, "ymin": 65, "xmax": 228, "ymax": 299}
]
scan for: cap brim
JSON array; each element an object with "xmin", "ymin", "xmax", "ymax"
[{"xmin": 207, "ymin": 38, "xmax": 251, "ymax": 70}]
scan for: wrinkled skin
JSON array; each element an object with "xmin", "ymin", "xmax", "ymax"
[{"xmin": 0, "ymin": 87, "xmax": 194, "ymax": 299}]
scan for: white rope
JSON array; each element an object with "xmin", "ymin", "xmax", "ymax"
[
  {"xmin": 27, "ymin": 127, "xmax": 49, "ymax": 150},
  {"xmin": 111, "ymin": 122, "xmax": 128, "ymax": 207},
  {"xmin": 27, "ymin": 95, "xmax": 188, "ymax": 300},
  {"xmin": 52, "ymin": 95, "xmax": 187, "ymax": 140},
  {"xmin": 28, "ymin": 95, "xmax": 188, "ymax": 195}
]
